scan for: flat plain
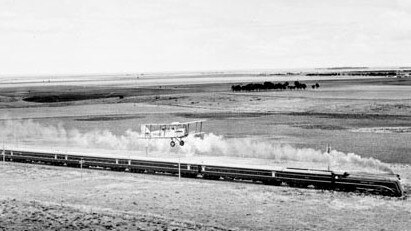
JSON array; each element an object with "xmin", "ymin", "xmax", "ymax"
[{"xmin": 0, "ymin": 74, "xmax": 410, "ymax": 230}]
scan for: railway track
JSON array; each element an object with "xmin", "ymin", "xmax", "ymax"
[{"xmin": 1, "ymin": 149, "xmax": 405, "ymax": 197}]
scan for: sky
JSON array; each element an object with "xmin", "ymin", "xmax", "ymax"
[{"xmin": 1, "ymin": 0, "xmax": 410, "ymax": 76}]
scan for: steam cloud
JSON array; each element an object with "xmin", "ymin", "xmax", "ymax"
[{"xmin": 0, "ymin": 118, "xmax": 393, "ymax": 173}]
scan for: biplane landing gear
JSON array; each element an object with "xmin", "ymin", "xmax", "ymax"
[{"xmin": 170, "ymin": 139, "xmax": 184, "ymax": 147}]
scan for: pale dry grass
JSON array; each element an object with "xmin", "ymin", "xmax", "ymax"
[{"xmin": 0, "ymin": 163, "xmax": 409, "ymax": 230}]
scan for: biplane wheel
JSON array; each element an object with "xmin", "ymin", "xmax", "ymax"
[
  {"xmin": 179, "ymin": 140, "xmax": 185, "ymax": 146},
  {"xmin": 170, "ymin": 141, "xmax": 176, "ymax": 147}
]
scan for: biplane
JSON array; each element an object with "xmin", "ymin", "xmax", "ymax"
[{"xmin": 141, "ymin": 120, "xmax": 205, "ymax": 147}]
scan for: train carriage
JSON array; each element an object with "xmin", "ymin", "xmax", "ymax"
[{"xmin": 1, "ymin": 149, "xmax": 405, "ymax": 197}]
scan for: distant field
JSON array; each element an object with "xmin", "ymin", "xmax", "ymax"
[{"xmin": 1, "ymin": 77, "xmax": 410, "ymax": 165}]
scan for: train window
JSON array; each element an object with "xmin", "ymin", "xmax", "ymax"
[{"xmin": 118, "ymin": 159, "xmax": 128, "ymax": 165}]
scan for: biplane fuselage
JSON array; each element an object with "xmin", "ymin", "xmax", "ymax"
[{"xmin": 141, "ymin": 121, "xmax": 204, "ymax": 147}]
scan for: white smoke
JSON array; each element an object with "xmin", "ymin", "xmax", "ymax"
[{"xmin": 0, "ymin": 118, "xmax": 393, "ymax": 173}]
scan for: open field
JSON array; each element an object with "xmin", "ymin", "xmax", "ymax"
[
  {"xmin": 0, "ymin": 74, "xmax": 411, "ymax": 230},
  {"xmin": 1, "ymin": 77, "xmax": 411, "ymax": 164},
  {"xmin": 0, "ymin": 163, "xmax": 410, "ymax": 231}
]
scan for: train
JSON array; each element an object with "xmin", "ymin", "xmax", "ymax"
[{"xmin": 1, "ymin": 149, "xmax": 405, "ymax": 197}]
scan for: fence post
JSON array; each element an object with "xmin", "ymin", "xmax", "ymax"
[{"xmin": 80, "ymin": 159, "xmax": 84, "ymax": 180}]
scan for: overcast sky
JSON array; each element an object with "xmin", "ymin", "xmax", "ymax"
[{"xmin": 1, "ymin": 0, "xmax": 410, "ymax": 75}]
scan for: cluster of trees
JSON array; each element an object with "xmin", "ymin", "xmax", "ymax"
[
  {"xmin": 311, "ymin": 83, "xmax": 320, "ymax": 89},
  {"xmin": 231, "ymin": 81, "xmax": 320, "ymax": 92}
]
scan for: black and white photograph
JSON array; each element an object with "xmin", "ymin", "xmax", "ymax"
[{"xmin": 0, "ymin": 0, "xmax": 410, "ymax": 230}]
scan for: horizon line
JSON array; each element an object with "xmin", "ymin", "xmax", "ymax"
[{"xmin": 1, "ymin": 66, "xmax": 410, "ymax": 78}]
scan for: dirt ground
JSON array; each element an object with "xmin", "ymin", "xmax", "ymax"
[{"xmin": 0, "ymin": 75, "xmax": 411, "ymax": 230}]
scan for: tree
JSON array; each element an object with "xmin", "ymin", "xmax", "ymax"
[
  {"xmin": 263, "ymin": 81, "xmax": 274, "ymax": 90},
  {"xmin": 301, "ymin": 83, "xmax": 307, "ymax": 90},
  {"xmin": 231, "ymin": 85, "xmax": 242, "ymax": 91},
  {"xmin": 243, "ymin": 83, "xmax": 255, "ymax": 91},
  {"xmin": 255, "ymin": 83, "xmax": 264, "ymax": 91}
]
